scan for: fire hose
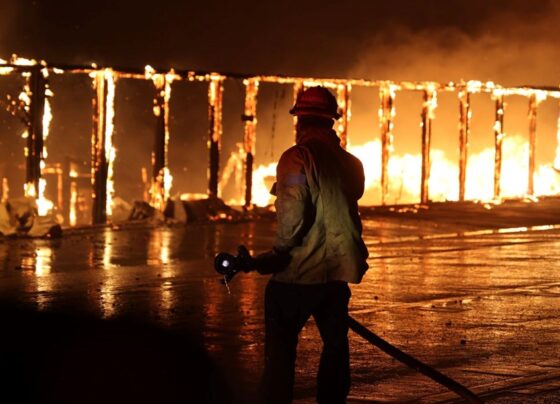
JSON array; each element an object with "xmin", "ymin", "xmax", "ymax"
[{"xmin": 214, "ymin": 248, "xmax": 483, "ymax": 403}]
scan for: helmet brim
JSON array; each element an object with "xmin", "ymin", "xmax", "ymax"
[{"xmin": 289, "ymin": 106, "xmax": 341, "ymax": 120}]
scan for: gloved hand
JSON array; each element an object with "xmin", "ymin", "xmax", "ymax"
[
  {"xmin": 235, "ymin": 245, "xmax": 256, "ymax": 272},
  {"xmin": 234, "ymin": 245, "xmax": 291, "ymax": 275}
]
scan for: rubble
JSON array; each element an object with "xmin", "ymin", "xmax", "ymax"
[
  {"xmin": 181, "ymin": 197, "xmax": 242, "ymax": 223},
  {"xmin": 0, "ymin": 197, "xmax": 61, "ymax": 238}
]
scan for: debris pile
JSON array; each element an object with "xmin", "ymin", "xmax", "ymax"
[{"xmin": 0, "ymin": 197, "xmax": 61, "ymax": 238}]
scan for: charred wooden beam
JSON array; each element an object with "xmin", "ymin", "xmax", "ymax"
[
  {"xmin": 421, "ymin": 88, "xmax": 437, "ymax": 204},
  {"xmin": 458, "ymin": 90, "xmax": 471, "ymax": 201},
  {"xmin": 379, "ymin": 84, "xmax": 396, "ymax": 205},
  {"xmin": 91, "ymin": 70, "xmax": 116, "ymax": 224},
  {"xmin": 555, "ymin": 101, "xmax": 560, "ymax": 170},
  {"xmin": 493, "ymin": 94, "xmax": 505, "ymax": 199},
  {"xmin": 150, "ymin": 73, "xmax": 173, "ymax": 209},
  {"xmin": 4, "ymin": 60, "xmax": 560, "ymax": 100},
  {"xmin": 25, "ymin": 66, "xmax": 47, "ymax": 197},
  {"xmin": 62, "ymin": 157, "xmax": 71, "ymax": 224},
  {"xmin": 153, "ymin": 80, "xmax": 166, "ymax": 193},
  {"xmin": 336, "ymin": 83, "xmax": 351, "ymax": 149},
  {"xmin": 527, "ymin": 94, "xmax": 537, "ymax": 196},
  {"xmin": 208, "ymin": 76, "xmax": 224, "ymax": 198},
  {"xmin": 242, "ymin": 79, "xmax": 259, "ymax": 207}
]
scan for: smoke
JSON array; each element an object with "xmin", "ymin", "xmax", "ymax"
[
  {"xmin": 0, "ymin": 2, "xmax": 18, "ymax": 56},
  {"xmin": 339, "ymin": 1, "xmax": 560, "ymax": 204},
  {"xmin": 348, "ymin": 2, "xmax": 560, "ymax": 86}
]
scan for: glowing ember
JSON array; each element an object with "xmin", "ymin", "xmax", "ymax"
[
  {"xmin": 180, "ymin": 193, "xmax": 209, "ymax": 201},
  {"xmin": 0, "ymin": 55, "xmax": 38, "ymax": 75},
  {"xmin": 0, "ymin": 58, "xmax": 13, "ymax": 75}
]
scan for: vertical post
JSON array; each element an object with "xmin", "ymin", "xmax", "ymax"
[
  {"xmin": 379, "ymin": 84, "xmax": 396, "ymax": 205},
  {"xmin": 336, "ymin": 83, "xmax": 351, "ymax": 149},
  {"xmin": 554, "ymin": 101, "xmax": 560, "ymax": 171},
  {"xmin": 458, "ymin": 89, "xmax": 471, "ymax": 201},
  {"xmin": 242, "ymin": 78, "xmax": 259, "ymax": 208},
  {"xmin": 150, "ymin": 72, "xmax": 174, "ymax": 210},
  {"xmin": 421, "ymin": 87, "xmax": 437, "ymax": 204},
  {"xmin": 208, "ymin": 75, "xmax": 224, "ymax": 198},
  {"xmin": 293, "ymin": 81, "xmax": 304, "ymax": 141},
  {"xmin": 493, "ymin": 92, "xmax": 505, "ymax": 200},
  {"xmin": 63, "ymin": 157, "xmax": 71, "ymax": 224},
  {"xmin": 56, "ymin": 164, "xmax": 63, "ymax": 212},
  {"xmin": 25, "ymin": 66, "xmax": 46, "ymax": 198},
  {"xmin": 527, "ymin": 93, "xmax": 537, "ymax": 196},
  {"xmin": 91, "ymin": 69, "xmax": 116, "ymax": 225}
]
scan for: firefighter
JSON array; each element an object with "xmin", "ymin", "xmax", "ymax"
[{"xmin": 257, "ymin": 86, "xmax": 369, "ymax": 403}]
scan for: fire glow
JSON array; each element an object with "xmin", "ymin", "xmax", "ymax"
[
  {"xmin": 243, "ymin": 135, "xmax": 560, "ymax": 208},
  {"xmin": 237, "ymin": 80, "xmax": 560, "ymax": 207},
  {"xmin": 2, "ymin": 57, "xmax": 560, "ymax": 225}
]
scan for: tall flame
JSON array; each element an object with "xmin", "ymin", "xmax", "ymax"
[
  {"xmin": 69, "ymin": 181, "xmax": 78, "ymax": 226},
  {"xmin": 233, "ymin": 132, "xmax": 560, "ymax": 208},
  {"xmin": 37, "ymin": 67, "xmax": 54, "ymax": 216},
  {"xmin": 1, "ymin": 178, "xmax": 8, "ymax": 203},
  {"xmin": 104, "ymin": 69, "xmax": 116, "ymax": 216},
  {"xmin": 15, "ymin": 61, "xmax": 55, "ymax": 216},
  {"xmin": 251, "ymin": 163, "xmax": 277, "ymax": 207}
]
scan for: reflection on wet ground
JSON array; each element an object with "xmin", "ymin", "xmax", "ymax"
[{"xmin": 1, "ymin": 218, "xmax": 560, "ymax": 402}]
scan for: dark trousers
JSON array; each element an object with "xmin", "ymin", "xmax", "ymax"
[{"xmin": 260, "ymin": 280, "xmax": 351, "ymax": 404}]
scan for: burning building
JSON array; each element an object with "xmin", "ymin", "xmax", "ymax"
[{"xmin": 1, "ymin": 55, "xmax": 560, "ymax": 228}]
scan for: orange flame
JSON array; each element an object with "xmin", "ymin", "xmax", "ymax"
[{"xmin": 104, "ymin": 70, "xmax": 116, "ymax": 216}]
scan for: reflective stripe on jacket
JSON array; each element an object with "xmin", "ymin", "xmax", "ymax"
[{"xmin": 271, "ymin": 126, "xmax": 369, "ymax": 284}]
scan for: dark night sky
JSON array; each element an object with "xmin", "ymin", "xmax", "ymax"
[{"xmin": 1, "ymin": 0, "xmax": 559, "ymax": 84}]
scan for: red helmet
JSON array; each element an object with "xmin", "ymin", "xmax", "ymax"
[{"xmin": 289, "ymin": 86, "xmax": 341, "ymax": 119}]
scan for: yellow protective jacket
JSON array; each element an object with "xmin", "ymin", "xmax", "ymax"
[{"xmin": 271, "ymin": 125, "xmax": 369, "ymax": 284}]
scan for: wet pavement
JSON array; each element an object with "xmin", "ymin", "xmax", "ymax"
[{"xmin": 2, "ymin": 207, "xmax": 560, "ymax": 403}]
